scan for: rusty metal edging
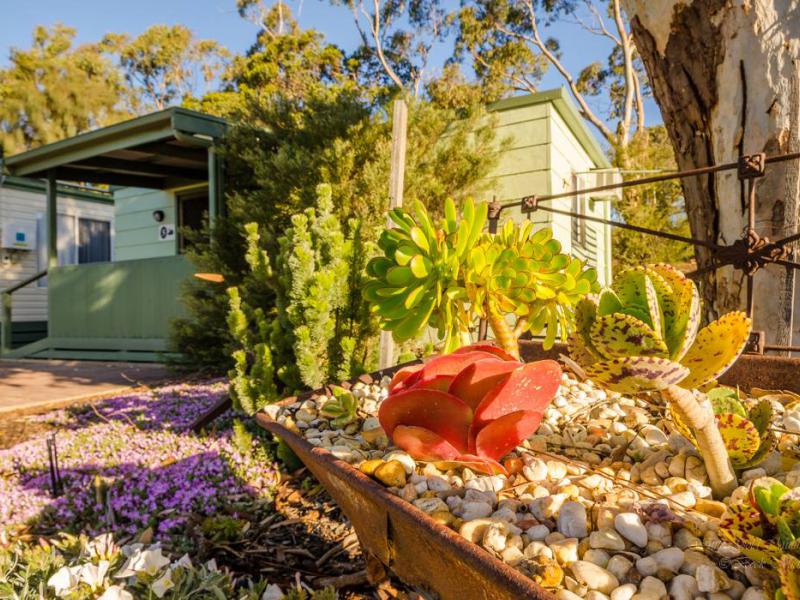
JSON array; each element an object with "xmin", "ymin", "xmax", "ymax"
[
  {"xmin": 255, "ymin": 411, "xmax": 554, "ymax": 600},
  {"xmin": 255, "ymin": 342, "xmax": 800, "ymax": 599}
]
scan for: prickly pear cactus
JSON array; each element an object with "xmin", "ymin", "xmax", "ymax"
[
  {"xmin": 670, "ymin": 386, "xmax": 775, "ymax": 469},
  {"xmin": 568, "ymin": 264, "xmax": 751, "ymax": 394}
]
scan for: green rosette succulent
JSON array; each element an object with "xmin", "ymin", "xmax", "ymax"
[
  {"xmin": 465, "ymin": 219, "xmax": 599, "ymax": 350},
  {"xmin": 363, "ymin": 199, "xmax": 598, "ymax": 357},
  {"xmin": 569, "ymin": 263, "xmax": 752, "ymax": 393},
  {"xmin": 671, "ymin": 386, "xmax": 775, "ymax": 469},
  {"xmin": 363, "ymin": 198, "xmax": 485, "ymax": 352}
]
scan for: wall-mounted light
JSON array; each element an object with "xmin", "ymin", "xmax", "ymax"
[{"xmin": 152, "ymin": 210, "xmax": 165, "ymax": 223}]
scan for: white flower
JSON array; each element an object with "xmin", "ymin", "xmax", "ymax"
[
  {"xmin": 87, "ymin": 533, "xmax": 119, "ymax": 561},
  {"xmin": 151, "ymin": 568, "xmax": 175, "ymax": 598},
  {"xmin": 115, "ymin": 547, "xmax": 171, "ymax": 578},
  {"xmin": 173, "ymin": 554, "xmax": 192, "ymax": 569},
  {"xmin": 205, "ymin": 558, "xmax": 219, "ymax": 572},
  {"xmin": 98, "ymin": 585, "xmax": 134, "ymax": 600},
  {"xmin": 261, "ymin": 583, "xmax": 284, "ymax": 600},
  {"xmin": 47, "ymin": 565, "xmax": 81, "ymax": 597},
  {"xmin": 79, "ymin": 559, "xmax": 110, "ymax": 590}
]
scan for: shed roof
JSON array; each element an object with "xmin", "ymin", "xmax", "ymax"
[
  {"xmin": 4, "ymin": 107, "xmax": 227, "ymax": 189},
  {"xmin": 489, "ymin": 87, "xmax": 611, "ymax": 169}
]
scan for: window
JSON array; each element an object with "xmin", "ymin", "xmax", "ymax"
[
  {"xmin": 571, "ymin": 192, "xmax": 587, "ymax": 247},
  {"xmin": 78, "ymin": 218, "xmax": 111, "ymax": 263},
  {"xmin": 37, "ymin": 214, "xmax": 111, "ymax": 286}
]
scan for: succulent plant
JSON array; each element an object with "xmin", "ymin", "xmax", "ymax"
[
  {"xmin": 568, "ymin": 264, "xmax": 752, "ymax": 499},
  {"xmin": 670, "ymin": 386, "xmax": 775, "ymax": 469},
  {"xmin": 363, "ymin": 198, "xmax": 483, "ymax": 352},
  {"xmin": 319, "ymin": 385, "xmax": 358, "ymax": 428},
  {"xmin": 465, "ymin": 220, "xmax": 599, "ymax": 352},
  {"xmin": 378, "ymin": 343, "xmax": 562, "ymax": 474},
  {"xmin": 719, "ymin": 480, "xmax": 800, "ymax": 600},
  {"xmin": 364, "ymin": 198, "xmax": 598, "ymax": 357}
]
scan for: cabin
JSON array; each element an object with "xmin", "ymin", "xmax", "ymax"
[
  {"xmin": 0, "ymin": 89, "xmax": 616, "ymax": 361},
  {"xmin": 1, "ymin": 107, "xmax": 226, "ymax": 360}
]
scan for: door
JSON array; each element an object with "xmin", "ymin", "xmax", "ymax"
[{"xmin": 177, "ymin": 190, "xmax": 209, "ymax": 253}]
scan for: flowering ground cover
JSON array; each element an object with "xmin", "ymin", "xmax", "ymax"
[{"xmin": 0, "ymin": 381, "xmax": 278, "ymax": 544}]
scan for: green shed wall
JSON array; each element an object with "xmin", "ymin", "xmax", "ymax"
[{"xmin": 113, "ymin": 187, "xmax": 177, "ymax": 261}]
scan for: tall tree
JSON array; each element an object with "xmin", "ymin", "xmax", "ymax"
[
  {"xmin": 333, "ymin": 0, "xmax": 450, "ymax": 95},
  {"xmin": 623, "ymin": 1, "xmax": 800, "ymax": 348},
  {"xmin": 0, "ymin": 25, "xmax": 129, "ymax": 155},
  {"xmin": 456, "ymin": 0, "xmax": 647, "ymax": 150},
  {"xmin": 103, "ymin": 25, "xmax": 228, "ymax": 111}
]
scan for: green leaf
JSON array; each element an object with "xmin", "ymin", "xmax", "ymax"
[{"xmin": 386, "ymin": 266, "xmax": 414, "ymax": 286}]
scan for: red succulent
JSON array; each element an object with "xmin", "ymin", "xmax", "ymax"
[{"xmin": 378, "ymin": 344, "xmax": 561, "ymax": 475}]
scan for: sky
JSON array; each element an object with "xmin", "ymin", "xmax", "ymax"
[{"xmin": 0, "ymin": 0, "xmax": 662, "ymax": 135}]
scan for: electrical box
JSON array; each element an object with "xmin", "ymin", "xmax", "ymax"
[{"xmin": 1, "ymin": 221, "xmax": 37, "ymax": 250}]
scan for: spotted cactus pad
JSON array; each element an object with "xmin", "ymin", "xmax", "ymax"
[
  {"xmin": 584, "ymin": 356, "xmax": 689, "ymax": 394},
  {"xmin": 678, "ymin": 311, "xmax": 752, "ymax": 389}
]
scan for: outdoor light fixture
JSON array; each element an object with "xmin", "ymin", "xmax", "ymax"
[{"xmin": 152, "ymin": 210, "xmax": 165, "ymax": 222}]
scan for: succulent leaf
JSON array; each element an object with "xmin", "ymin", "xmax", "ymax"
[
  {"xmin": 716, "ymin": 412, "xmax": 761, "ymax": 465},
  {"xmin": 473, "ymin": 410, "xmax": 543, "ymax": 461},
  {"xmin": 678, "ymin": 311, "xmax": 752, "ymax": 389},
  {"xmin": 589, "ymin": 313, "xmax": 669, "ymax": 359},
  {"xmin": 448, "ymin": 358, "xmax": 523, "ymax": 410},
  {"xmin": 584, "ymin": 357, "xmax": 689, "ymax": 394},
  {"xmin": 392, "ymin": 425, "xmax": 462, "ymax": 461},
  {"xmin": 777, "ymin": 555, "xmax": 800, "ymax": 600},
  {"xmin": 378, "ymin": 388, "xmax": 473, "ymax": 453},
  {"xmin": 611, "ymin": 268, "xmax": 661, "ymax": 332},
  {"xmin": 471, "ymin": 360, "xmax": 562, "ymax": 431},
  {"xmin": 648, "ymin": 263, "xmax": 702, "ymax": 360},
  {"xmin": 748, "ymin": 398, "xmax": 773, "ymax": 436}
]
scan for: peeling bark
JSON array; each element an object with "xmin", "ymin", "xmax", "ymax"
[{"xmin": 623, "ymin": 0, "xmax": 800, "ymax": 348}]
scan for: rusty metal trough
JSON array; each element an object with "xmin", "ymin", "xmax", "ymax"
[{"xmin": 255, "ymin": 341, "xmax": 800, "ymax": 600}]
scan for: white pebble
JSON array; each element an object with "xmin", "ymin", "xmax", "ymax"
[{"xmin": 614, "ymin": 512, "xmax": 648, "ymax": 547}]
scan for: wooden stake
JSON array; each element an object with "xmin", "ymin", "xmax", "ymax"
[{"xmin": 379, "ymin": 99, "xmax": 408, "ymax": 369}]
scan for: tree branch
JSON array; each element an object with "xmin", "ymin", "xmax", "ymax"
[
  {"xmin": 513, "ymin": 0, "xmax": 616, "ymax": 144},
  {"xmin": 612, "ymin": 0, "xmax": 634, "ymax": 146}
]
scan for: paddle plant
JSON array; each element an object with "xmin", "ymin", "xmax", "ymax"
[
  {"xmin": 377, "ymin": 343, "xmax": 562, "ymax": 475},
  {"xmin": 671, "ymin": 386, "xmax": 775, "ymax": 470},
  {"xmin": 568, "ymin": 264, "xmax": 752, "ymax": 499},
  {"xmin": 719, "ymin": 480, "xmax": 800, "ymax": 600},
  {"xmin": 363, "ymin": 198, "xmax": 598, "ymax": 358}
]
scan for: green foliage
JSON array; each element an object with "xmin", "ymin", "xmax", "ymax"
[
  {"xmin": 569, "ymin": 264, "xmax": 752, "ymax": 393},
  {"xmin": 611, "ymin": 128, "xmax": 693, "ymax": 269},
  {"xmin": 227, "ymin": 284, "xmax": 278, "ymax": 414},
  {"xmin": 0, "ymin": 25, "xmax": 130, "ymax": 155},
  {"xmin": 320, "ymin": 386, "xmax": 358, "ymax": 428},
  {"xmin": 173, "ymin": 7, "xmax": 500, "ymax": 373},
  {"xmin": 719, "ymin": 479, "xmax": 800, "ymax": 600},
  {"xmin": 364, "ymin": 198, "xmax": 598, "ymax": 354}
]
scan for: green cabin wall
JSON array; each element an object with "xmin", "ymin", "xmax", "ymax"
[
  {"xmin": 481, "ymin": 93, "xmax": 615, "ymax": 286},
  {"xmin": 113, "ymin": 187, "xmax": 178, "ymax": 261}
]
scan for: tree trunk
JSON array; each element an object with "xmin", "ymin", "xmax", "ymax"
[{"xmin": 622, "ymin": 1, "xmax": 800, "ymax": 349}]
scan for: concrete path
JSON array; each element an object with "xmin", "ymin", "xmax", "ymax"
[{"xmin": 0, "ymin": 359, "xmax": 172, "ymax": 417}]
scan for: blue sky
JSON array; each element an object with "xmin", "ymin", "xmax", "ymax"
[{"xmin": 0, "ymin": 0, "xmax": 661, "ymax": 134}]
